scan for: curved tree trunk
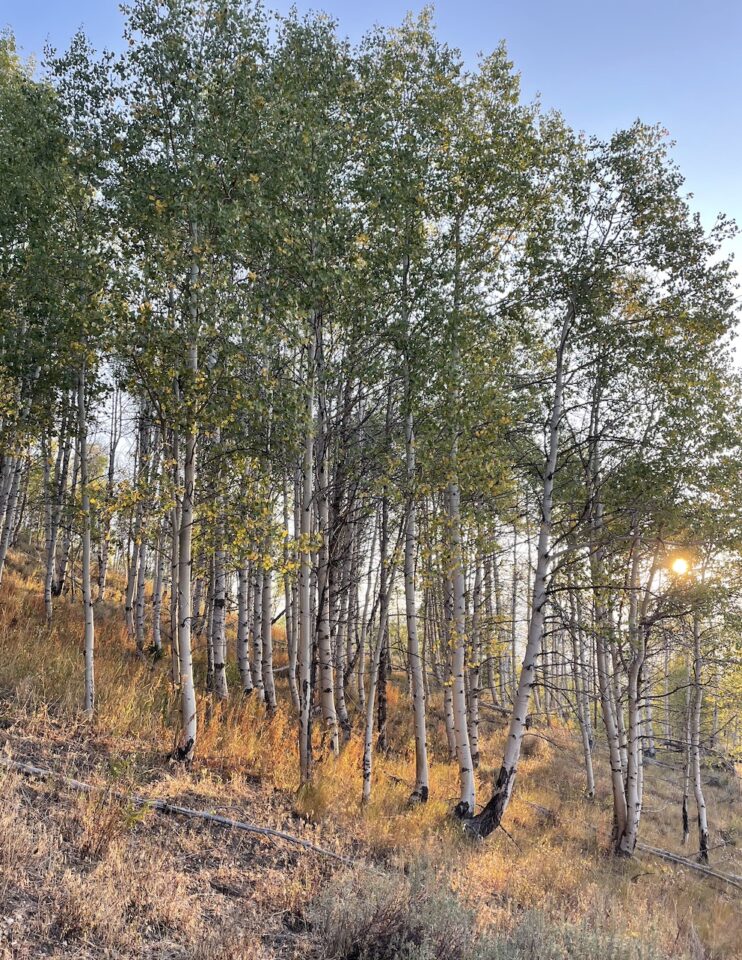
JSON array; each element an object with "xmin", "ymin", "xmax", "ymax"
[{"xmin": 465, "ymin": 305, "xmax": 572, "ymax": 839}]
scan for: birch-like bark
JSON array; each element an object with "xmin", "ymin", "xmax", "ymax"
[
  {"xmin": 55, "ymin": 434, "xmax": 78, "ymax": 599},
  {"xmin": 78, "ymin": 366, "xmax": 95, "ymax": 718},
  {"xmin": 316, "ymin": 374, "xmax": 339, "ymax": 754},
  {"xmin": 134, "ymin": 536, "xmax": 149, "ymax": 655},
  {"xmin": 404, "ymin": 395, "xmax": 428, "ymax": 802},
  {"xmin": 468, "ymin": 560, "xmax": 482, "ymax": 770},
  {"xmin": 691, "ymin": 610, "xmax": 709, "ymax": 862},
  {"xmin": 261, "ymin": 542, "xmax": 276, "ymax": 712},
  {"xmin": 212, "ymin": 510, "xmax": 228, "ymax": 701},
  {"xmin": 236, "ymin": 562, "xmax": 253, "ymax": 694},
  {"xmin": 681, "ymin": 654, "xmax": 692, "ymax": 845},
  {"xmin": 125, "ymin": 417, "xmax": 148, "ymax": 636},
  {"xmin": 489, "ymin": 557, "xmax": 505, "ymax": 704},
  {"xmin": 177, "ymin": 385, "xmax": 198, "ymax": 760},
  {"xmin": 448, "ymin": 479, "xmax": 475, "ymax": 816},
  {"xmin": 334, "ymin": 522, "xmax": 351, "ymax": 739},
  {"xmin": 176, "ymin": 230, "xmax": 200, "ymax": 761},
  {"xmin": 251, "ymin": 564, "xmax": 264, "ymax": 697},
  {"xmin": 357, "ymin": 508, "xmax": 378, "ymax": 709},
  {"xmin": 0, "ymin": 456, "xmax": 23, "ymax": 586},
  {"xmin": 97, "ymin": 385, "xmax": 121, "ymax": 602},
  {"xmin": 44, "ymin": 405, "xmax": 71, "ymax": 621},
  {"xmin": 169, "ymin": 420, "xmax": 181, "ymax": 684},
  {"xmin": 570, "ymin": 577, "xmax": 595, "ymax": 798},
  {"xmin": 361, "ymin": 493, "xmax": 391, "ymax": 804},
  {"xmin": 617, "ymin": 526, "xmax": 643, "ymax": 855},
  {"xmin": 298, "ymin": 326, "xmax": 316, "ymax": 784},
  {"xmin": 441, "ymin": 576, "xmax": 458, "ymax": 763},
  {"xmin": 284, "ymin": 479, "xmax": 299, "ymax": 709},
  {"xmin": 152, "ymin": 524, "xmax": 165, "ymax": 654},
  {"xmin": 510, "ymin": 532, "xmax": 519, "ymax": 700},
  {"xmin": 466, "ymin": 305, "xmax": 572, "ymax": 838}
]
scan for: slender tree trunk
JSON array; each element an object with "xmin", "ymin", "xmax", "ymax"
[
  {"xmin": 361, "ymin": 493, "xmax": 391, "ymax": 804},
  {"xmin": 284, "ymin": 479, "xmax": 299, "ymax": 709},
  {"xmin": 448, "ymin": 479, "xmax": 475, "ymax": 817},
  {"xmin": 316, "ymin": 403, "xmax": 339, "ymax": 753},
  {"xmin": 212, "ymin": 514, "xmax": 228, "ymax": 701},
  {"xmin": 404, "ymin": 407, "xmax": 428, "ymax": 801},
  {"xmin": 298, "ymin": 327, "xmax": 316, "ymax": 784},
  {"xmin": 617, "ymin": 529, "xmax": 644, "ymax": 856},
  {"xmin": 681, "ymin": 654, "xmax": 692, "ymax": 845},
  {"xmin": 44, "ymin": 408, "xmax": 71, "ymax": 622},
  {"xmin": 357, "ymin": 509, "xmax": 378, "ymax": 710},
  {"xmin": 510, "ymin": 532, "xmax": 518, "ymax": 701},
  {"xmin": 97, "ymin": 385, "xmax": 121, "ymax": 602},
  {"xmin": 571, "ymin": 579, "xmax": 595, "ymax": 798},
  {"xmin": 237, "ymin": 562, "xmax": 253, "ymax": 694},
  {"xmin": 135, "ymin": 538, "xmax": 149, "ymax": 655},
  {"xmin": 691, "ymin": 611, "xmax": 709, "ymax": 863},
  {"xmin": 152, "ymin": 525, "xmax": 165, "ymax": 654},
  {"xmin": 78, "ymin": 366, "xmax": 95, "ymax": 718},
  {"xmin": 176, "ymin": 315, "xmax": 199, "ymax": 761},
  {"xmin": 262, "ymin": 540, "xmax": 276, "ymax": 712},
  {"xmin": 334, "ymin": 523, "xmax": 351, "ymax": 739},
  {"xmin": 0, "ymin": 456, "xmax": 23, "ymax": 586},
  {"xmin": 468, "ymin": 559, "xmax": 482, "ymax": 770},
  {"xmin": 251, "ymin": 564, "xmax": 264, "ymax": 697},
  {"xmin": 465, "ymin": 305, "xmax": 572, "ymax": 838}
]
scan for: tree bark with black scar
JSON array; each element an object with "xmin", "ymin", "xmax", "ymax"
[{"xmin": 465, "ymin": 304, "xmax": 573, "ymax": 838}]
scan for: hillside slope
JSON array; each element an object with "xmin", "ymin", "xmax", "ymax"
[{"xmin": 0, "ymin": 552, "xmax": 739, "ymax": 960}]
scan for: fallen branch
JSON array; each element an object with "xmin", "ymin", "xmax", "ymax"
[
  {"xmin": 519, "ymin": 797, "xmax": 741, "ymax": 893},
  {"xmin": 0, "ymin": 755, "xmax": 354, "ymax": 866},
  {"xmin": 635, "ymin": 841, "xmax": 742, "ymax": 892}
]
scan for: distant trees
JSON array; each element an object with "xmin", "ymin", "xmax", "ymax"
[{"xmin": 1, "ymin": 0, "xmax": 740, "ymax": 864}]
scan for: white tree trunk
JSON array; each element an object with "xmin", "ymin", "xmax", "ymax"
[
  {"xmin": 79, "ymin": 367, "xmax": 95, "ymax": 718},
  {"xmin": 691, "ymin": 611, "xmax": 709, "ymax": 862},
  {"xmin": 447, "ymin": 479, "xmax": 475, "ymax": 817},
  {"xmin": 465, "ymin": 305, "xmax": 572, "ymax": 838},
  {"xmin": 468, "ymin": 560, "xmax": 482, "ymax": 770},
  {"xmin": 298, "ymin": 326, "xmax": 316, "ymax": 784},
  {"xmin": 251, "ymin": 564, "xmax": 264, "ymax": 697},
  {"xmin": 262, "ymin": 544, "xmax": 276, "ymax": 712},
  {"xmin": 404, "ymin": 379, "xmax": 428, "ymax": 802},
  {"xmin": 316, "ymin": 407, "xmax": 339, "ymax": 755},
  {"xmin": 212, "ymin": 514, "xmax": 228, "ymax": 701},
  {"xmin": 237, "ymin": 563, "xmax": 254, "ymax": 694},
  {"xmin": 284, "ymin": 479, "xmax": 299, "ymax": 709},
  {"xmin": 152, "ymin": 526, "xmax": 165, "ymax": 654},
  {"xmin": 176, "ymin": 301, "xmax": 199, "ymax": 761}
]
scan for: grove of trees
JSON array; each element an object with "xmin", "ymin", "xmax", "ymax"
[{"xmin": 1, "ymin": 0, "xmax": 740, "ymax": 864}]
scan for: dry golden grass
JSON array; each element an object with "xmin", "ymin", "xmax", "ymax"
[{"xmin": 0, "ymin": 549, "xmax": 739, "ymax": 959}]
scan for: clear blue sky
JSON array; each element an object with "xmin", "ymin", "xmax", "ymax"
[{"xmin": 4, "ymin": 0, "xmax": 741, "ymax": 269}]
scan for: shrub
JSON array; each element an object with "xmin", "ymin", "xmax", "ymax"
[
  {"xmin": 310, "ymin": 867, "xmax": 677, "ymax": 960},
  {"xmin": 309, "ymin": 864, "xmax": 474, "ymax": 960},
  {"xmin": 478, "ymin": 911, "xmax": 672, "ymax": 960}
]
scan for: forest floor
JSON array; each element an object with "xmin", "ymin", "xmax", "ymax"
[{"xmin": 0, "ymin": 549, "xmax": 740, "ymax": 960}]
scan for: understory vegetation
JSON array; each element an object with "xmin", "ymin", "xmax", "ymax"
[
  {"xmin": 1, "ymin": 0, "xmax": 741, "ymax": 956},
  {"xmin": 0, "ymin": 556, "xmax": 739, "ymax": 958}
]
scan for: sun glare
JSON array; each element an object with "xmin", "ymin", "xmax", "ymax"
[{"xmin": 671, "ymin": 557, "xmax": 689, "ymax": 576}]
